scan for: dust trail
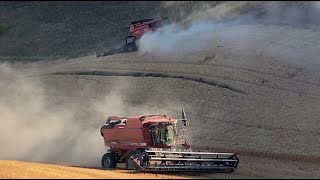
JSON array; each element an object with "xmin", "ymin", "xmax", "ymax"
[
  {"xmin": 139, "ymin": 1, "xmax": 320, "ymax": 66},
  {"xmin": 138, "ymin": 21, "xmax": 231, "ymax": 56},
  {"xmin": 162, "ymin": 1, "xmax": 320, "ymax": 26},
  {"xmin": 0, "ymin": 63, "xmax": 181, "ymax": 166}
]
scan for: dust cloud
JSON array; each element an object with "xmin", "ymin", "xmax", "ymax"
[
  {"xmin": 138, "ymin": 1, "xmax": 320, "ymax": 65},
  {"xmin": 0, "ymin": 63, "xmax": 105, "ymax": 166},
  {"xmin": 0, "ymin": 63, "xmax": 181, "ymax": 166}
]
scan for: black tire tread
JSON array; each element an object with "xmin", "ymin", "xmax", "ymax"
[{"xmin": 101, "ymin": 152, "xmax": 117, "ymax": 168}]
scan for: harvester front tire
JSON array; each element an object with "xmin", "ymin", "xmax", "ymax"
[{"xmin": 101, "ymin": 153, "xmax": 117, "ymax": 168}]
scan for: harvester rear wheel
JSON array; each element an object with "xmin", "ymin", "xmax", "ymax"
[{"xmin": 101, "ymin": 152, "xmax": 117, "ymax": 168}]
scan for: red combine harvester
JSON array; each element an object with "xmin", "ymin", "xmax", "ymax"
[
  {"xmin": 100, "ymin": 109, "xmax": 239, "ymax": 172},
  {"xmin": 96, "ymin": 17, "xmax": 168, "ymax": 57}
]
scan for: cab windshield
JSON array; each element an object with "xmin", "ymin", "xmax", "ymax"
[{"xmin": 150, "ymin": 123, "xmax": 176, "ymax": 146}]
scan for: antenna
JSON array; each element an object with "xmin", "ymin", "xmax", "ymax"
[
  {"xmin": 182, "ymin": 108, "xmax": 186, "ymax": 119},
  {"xmin": 181, "ymin": 108, "xmax": 189, "ymax": 126}
]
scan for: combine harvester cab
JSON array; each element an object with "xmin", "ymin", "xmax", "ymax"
[{"xmin": 100, "ymin": 109, "xmax": 239, "ymax": 172}]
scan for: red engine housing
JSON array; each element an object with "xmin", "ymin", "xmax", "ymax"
[
  {"xmin": 128, "ymin": 17, "xmax": 168, "ymax": 39},
  {"xmin": 100, "ymin": 114, "xmax": 191, "ymax": 151}
]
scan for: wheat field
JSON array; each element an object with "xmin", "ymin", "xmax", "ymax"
[{"xmin": 0, "ymin": 160, "xmax": 190, "ymax": 179}]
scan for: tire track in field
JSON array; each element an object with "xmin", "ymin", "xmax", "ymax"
[
  {"xmin": 46, "ymin": 70, "xmax": 248, "ymax": 95},
  {"xmin": 50, "ymin": 68, "xmax": 320, "ymax": 98},
  {"xmin": 97, "ymin": 45, "xmax": 320, "ymax": 84},
  {"xmin": 35, "ymin": 58, "xmax": 320, "ymax": 98}
]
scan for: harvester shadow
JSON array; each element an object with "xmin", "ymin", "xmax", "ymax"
[
  {"xmin": 70, "ymin": 166, "xmax": 228, "ymax": 177},
  {"xmin": 69, "ymin": 165, "xmax": 125, "ymax": 171},
  {"xmin": 69, "ymin": 165, "xmax": 217, "ymax": 177},
  {"xmin": 138, "ymin": 171, "xmax": 220, "ymax": 177}
]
